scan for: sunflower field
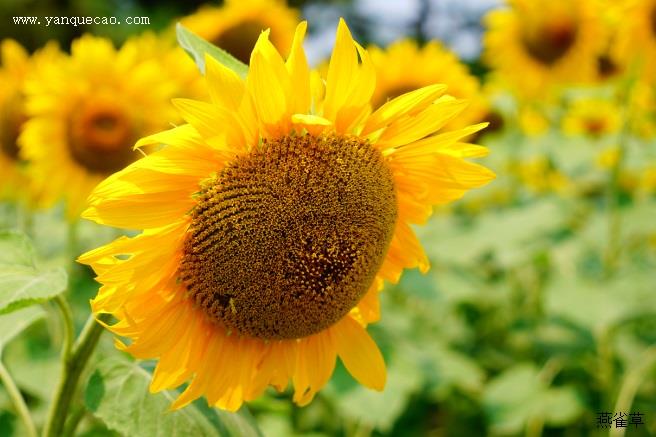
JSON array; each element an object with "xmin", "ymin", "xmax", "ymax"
[{"xmin": 1, "ymin": 0, "xmax": 655, "ymax": 436}]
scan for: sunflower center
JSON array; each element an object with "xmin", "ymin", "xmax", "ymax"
[
  {"xmin": 651, "ymin": 6, "xmax": 656, "ymax": 37},
  {"xmin": 212, "ymin": 20, "xmax": 265, "ymax": 65},
  {"xmin": 179, "ymin": 134, "xmax": 397, "ymax": 340},
  {"xmin": 584, "ymin": 118, "xmax": 606, "ymax": 136},
  {"xmin": 523, "ymin": 20, "xmax": 577, "ymax": 65},
  {"xmin": 68, "ymin": 102, "xmax": 138, "ymax": 174}
]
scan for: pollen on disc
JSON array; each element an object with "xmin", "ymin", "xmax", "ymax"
[{"xmin": 179, "ymin": 133, "xmax": 397, "ymax": 340}]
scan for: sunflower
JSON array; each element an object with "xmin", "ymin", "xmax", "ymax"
[
  {"xmin": 562, "ymin": 97, "xmax": 621, "ymax": 137},
  {"xmin": 369, "ymin": 39, "xmax": 487, "ymax": 131},
  {"xmin": 130, "ymin": 32, "xmax": 209, "ymax": 101},
  {"xmin": 483, "ymin": 0, "xmax": 603, "ymax": 97},
  {"xmin": 0, "ymin": 40, "xmax": 30, "ymax": 201},
  {"xmin": 612, "ymin": 0, "xmax": 656, "ymax": 76},
  {"xmin": 180, "ymin": 0, "xmax": 299, "ymax": 65},
  {"xmin": 79, "ymin": 20, "xmax": 494, "ymax": 412},
  {"xmin": 19, "ymin": 35, "xmax": 181, "ymax": 218}
]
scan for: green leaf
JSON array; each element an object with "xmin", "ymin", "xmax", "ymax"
[
  {"xmin": 0, "ymin": 231, "xmax": 67, "ymax": 314},
  {"xmin": 0, "ymin": 306, "xmax": 46, "ymax": 352},
  {"xmin": 483, "ymin": 363, "xmax": 584, "ymax": 435},
  {"xmin": 85, "ymin": 357, "xmax": 261, "ymax": 437},
  {"xmin": 325, "ymin": 354, "xmax": 423, "ymax": 433},
  {"xmin": 176, "ymin": 23, "xmax": 248, "ymax": 79},
  {"xmin": 545, "ymin": 267, "xmax": 656, "ymax": 332},
  {"xmin": 418, "ymin": 198, "xmax": 568, "ymax": 267}
]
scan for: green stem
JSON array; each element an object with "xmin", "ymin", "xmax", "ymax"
[
  {"xmin": 603, "ymin": 145, "xmax": 624, "ymax": 276},
  {"xmin": 609, "ymin": 344, "xmax": 656, "ymax": 437},
  {"xmin": 0, "ymin": 359, "xmax": 37, "ymax": 437},
  {"xmin": 53, "ymin": 295, "xmax": 74, "ymax": 363},
  {"xmin": 62, "ymin": 403, "xmax": 87, "ymax": 437},
  {"xmin": 66, "ymin": 220, "xmax": 79, "ymax": 279},
  {"xmin": 597, "ymin": 328, "xmax": 615, "ymax": 411},
  {"xmin": 604, "ymin": 68, "xmax": 637, "ymax": 276},
  {"xmin": 42, "ymin": 313, "xmax": 110, "ymax": 437},
  {"xmin": 526, "ymin": 358, "xmax": 563, "ymax": 437}
]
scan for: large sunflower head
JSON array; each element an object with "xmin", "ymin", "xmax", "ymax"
[
  {"xmin": 369, "ymin": 39, "xmax": 487, "ymax": 131},
  {"xmin": 19, "ymin": 34, "xmax": 181, "ymax": 217},
  {"xmin": 180, "ymin": 0, "xmax": 299, "ymax": 65},
  {"xmin": 79, "ymin": 20, "xmax": 494, "ymax": 412},
  {"xmin": 483, "ymin": 0, "xmax": 603, "ymax": 96}
]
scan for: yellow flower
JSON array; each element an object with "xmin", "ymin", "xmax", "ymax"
[
  {"xmin": 20, "ymin": 35, "xmax": 181, "ymax": 218},
  {"xmin": 562, "ymin": 98, "xmax": 621, "ymax": 137},
  {"xmin": 79, "ymin": 20, "xmax": 494, "ymax": 412},
  {"xmin": 130, "ymin": 32, "xmax": 209, "ymax": 101},
  {"xmin": 369, "ymin": 39, "xmax": 487, "ymax": 130},
  {"xmin": 593, "ymin": 0, "xmax": 628, "ymax": 81},
  {"xmin": 0, "ymin": 40, "xmax": 59, "ymax": 202},
  {"xmin": 514, "ymin": 156, "xmax": 569, "ymax": 194},
  {"xmin": 180, "ymin": 0, "xmax": 299, "ymax": 65},
  {"xmin": 627, "ymin": 80, "xmax": 656, "ymax": 138},
  {"xmin": 612, "ymin": 0, "xmax": 656, "ymax": 76},
  {"xmin": 0, "ymin": 40, "xmax": 29, "ymax": 200},
  {"xmin": 483, "ymin": 0, "xmax": 603, "ymax": 97}
]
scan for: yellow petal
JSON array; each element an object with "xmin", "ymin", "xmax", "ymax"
[
  {"xmin": 205, "ymin": 53, "xmax": 245, "ymax": 112},
  {"xmin": 363, "ymin": 84, "xmax": 447, "ymax": 136},
  {"xmin": 376, "ymin": 98, "xmax": 469, "ymax": 148},
  {"xmin": 386, "ymin": 123, "xmax": 489, "ymax": 159},
  {"xmin": 285, "ymin": 22, "xmax": 311, "ymax": 114},
  {"xmin": 333, "ymin": 316, "xmax": 386, "ymax": 391},
  {"xmin": 291, "ymin": 113, "xmax": 332, "ymax": 135},
  {"xmin": 172, "ymin": 98, "xmax": 246, "ymax": 148},
  {"xmin": 323, "ymin": 18, "xmax": 358, "ymax": 123},
  {"xmin": 247, "ymin": 30, "xmax": 291, "ymax": 137}
]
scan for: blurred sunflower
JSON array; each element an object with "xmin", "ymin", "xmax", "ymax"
[
  {"xmin": 562, "ymin": 98, "xmax": 621, "ymax": 137},
  {"xmin": 131, "ymin": 32, "xmax": 208, "ymax": 101},
  {"xmin": 369, "ymin": 40, "xmax": 487, "ymax": 130},
  {"xmin": 79, "ymin": 20, "xmax": 494, "ymax": 411},
  {"xmin": 0, "ymin": 40, "xmax": 59, "ymax": 202},
  {"xmin": 180, "ymin": 0, "xmax": 298, "ymax": 64},
  {"xmin": 514, "ymin": 156, "xmax": 569, "ymax": 194},
  {"xmin": 484, "ymin": 0, "xmax": 603, "ymax": 96},
  {"xmin": 0, "ymin": 40, "xmax": 29, "ymax": 200},
  {"xmin": 613, "ymin": 0, "xmax": 656, "ymax": 76},
  {"xmin": 20, "ymin": 35, "xmax": 180, "ymax": 218}
]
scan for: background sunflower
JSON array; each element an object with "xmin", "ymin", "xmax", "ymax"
[{"xmin": 19, "ymin": 34, "xmax": 183, "ymax": 218}]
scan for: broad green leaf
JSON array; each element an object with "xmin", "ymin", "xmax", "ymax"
[
  {"xmin": 418, "ymin": 198, "xmax": 568, "ymax": 267},
  {"xmin": 0, "ymin": 231, "xmax": 67, "ymax": 314},
  {"xmin": 483, "ymin": 363, "xmax": 584, "ymax": 435},
  {"xmin": 325, "ymin": 353, "xmax": 423, "ymax": 433},
  {"xmin": 215, "ymin": 408, "xmax": 262, "ymax": 437},
  {"xmin": 0, "ymin": 306, "xmax": 46, "ymax": 351},
  {"xmin": 545, "ymin": 268, "xmax": 656, "ymax": 332},
  {"xmin": 85, "ymin": 358, "xmax": 261, "ymax": 437},
  {"xmin": 176, "ymin": 23, "xmax": 248, "ymax": 79}
]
